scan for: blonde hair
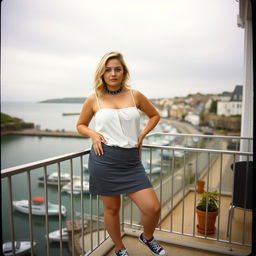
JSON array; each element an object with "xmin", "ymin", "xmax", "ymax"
[{"xmin": 93, "ymin": 52, "xmax": 130, "ymax": 95}]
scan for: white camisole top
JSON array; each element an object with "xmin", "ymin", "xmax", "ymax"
[{"xmin": 94, "ymin": 90, "xmax": 140, "ymax": 148}]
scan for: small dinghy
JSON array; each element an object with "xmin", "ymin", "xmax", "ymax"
[
  {"xmin": 62, "ymin": 180, "xmax": 89, "ymax": 195},
  {"xmin": 13, "ymin": 197, "xmax": 67, "ymax": 216},
  {"xmin": 38, "ymin": 172, "xmax": 80, "ymax": 186},
  {"xmin": 2, "ymin": 241, "xmax": 36, "ymax": 256},
  {"xmin": 47, "ymin": 228, "xmax": 69, "ymax": 243}
]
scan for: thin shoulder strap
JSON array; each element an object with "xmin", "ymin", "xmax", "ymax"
[
  {"xmin": 130, "ymin": 89, "xmax": 137, "ymax": 107},
  {"xmin": 95, "ymin": 93, "xmax": 101, "ymax": 110}
]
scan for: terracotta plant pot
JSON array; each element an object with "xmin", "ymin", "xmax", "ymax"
[
  {"xmin": 196, "ymin": 207, "xmax": 218, "ymax": 234},
  {"xmin": 196, "ymin": 181, "xmax": 205, "ymax": 193}
]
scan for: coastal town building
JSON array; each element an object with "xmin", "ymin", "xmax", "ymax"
[{"xmin": 217, "ymin": 85, "xmax": 243, "ymax": 117}]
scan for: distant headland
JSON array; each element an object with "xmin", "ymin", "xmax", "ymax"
[{"xmin": 39, "ymin": 97, "xmax": 86, "ymax": 104}]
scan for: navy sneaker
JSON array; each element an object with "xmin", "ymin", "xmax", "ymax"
[
  {"xmin": 139, "ymin": 233, "xmax": 167, "ymax": 256},
  {"xmin": 115, "ymin": 248, "xmax": 130, "ymax": 256}
]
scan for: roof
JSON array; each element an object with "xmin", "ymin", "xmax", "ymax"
[{"xmin": 230, "ymin": 85, "xmax": 243, "ymax": 101}]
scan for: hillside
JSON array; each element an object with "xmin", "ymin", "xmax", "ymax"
[
  {"xmin": 39, "ymin": 97, "xmax": 86, "ymax": 104},
  {"xmin": 1, "ymin": 112, "xmax": 34, "ymax": 133},
  {"xmin": 1, "ymin": 112, "xmax": 22, "ymax": 123}
]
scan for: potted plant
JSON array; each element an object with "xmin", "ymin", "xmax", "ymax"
[
  {"xmin": 196, "ymin": 179, "xmax": 205, "ymax": 193},
  {"xmin": 196, "ymin": 190, "xmax": 219, "ymax": 234}
]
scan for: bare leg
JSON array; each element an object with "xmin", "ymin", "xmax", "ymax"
[
  {"xmin": 100, "ymin": 195, "xmax": 125, "ymax": 251},
  {"xmin": 127, "ymin": 188, "xmax": 161, "ymax": 240}
]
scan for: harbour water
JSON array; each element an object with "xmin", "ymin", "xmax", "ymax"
[
  {"xmin": 1, "ymin": 101, "xmax": 84, "ymax": 131},
  {"xmin": 1, "ymin": 101, "xmax": 177, "ymax": 255}
]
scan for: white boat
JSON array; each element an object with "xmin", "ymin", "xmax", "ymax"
[
  {"xmin": 150, "ymin": 139, "xmax": 171, "ymax": 146},
  {"xmin": 145, "ymin": 167, "xmax": 162, "ymax": 174},
  {"xmin": 38, "ymin": 172, "xmax": 80, "ymax": 186},
  {"xmin": 47, "ymin": 220, "xmax": 89, "ymax": 243},
  {"xmin": 2, "ymin": 241, "xmax": 36, "ymax": 256},
  {"xmin": 161, "ymin": 123, "xmax": 172, "ymax": 133},
  {"xmin": 192, "ymin": 136, "xmax": 199, "ymax": 142},
  {"xmin": 145, "ymin": 159, "xmax": 170, "ymax": 167},
  {"xmin": 47, "ymin": 228, "xmax": 69, "ymax": 243},
  {"xmin": 13, "ymin": 197, "xmax": 67, "ymax": 216},
  {"xmin": 162, "ymin": 146, "xmax": 185, "ymax": 159},
  {"xmin": 62, "ymin": 180, "xmax": 89, "ymax": 194},
  {"xmin": 75, "ymin": 211, "xmax": 104, "ymax": 222}
]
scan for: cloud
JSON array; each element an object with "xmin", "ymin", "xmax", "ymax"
[{"xmin": 1, "ymin": 0, "xmax": 244, "ymax": 101}]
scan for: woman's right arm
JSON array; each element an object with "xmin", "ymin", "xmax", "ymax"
[{"xmin": 76, "ymin": 94, "xmax": 107, "ymax": 155}]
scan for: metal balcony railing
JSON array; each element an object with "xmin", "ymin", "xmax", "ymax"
[{"xmin": 1, "ymin": 133, "xmax": 253, "ymax": 256}]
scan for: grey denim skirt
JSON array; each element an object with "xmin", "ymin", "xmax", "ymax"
[{"xmin": 88, "ymin": 143, "xmax": 152, "ymax": 196}]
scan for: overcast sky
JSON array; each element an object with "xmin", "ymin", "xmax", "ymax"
[{"xmin": 1, "ymin": 0, "xmax": 244, "ymax": 102}]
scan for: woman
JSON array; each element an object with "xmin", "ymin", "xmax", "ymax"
[{"xmin": 77, "ymin": 52, "xmax": 167, "ymax": 256}]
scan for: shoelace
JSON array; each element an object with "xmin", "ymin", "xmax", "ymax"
[
  {"xmin": 148, "ymin": 239, "xmax": 162, "ymax": 253},
  {"xmin": 116, "ymin": 248, "xmax": 128, "ymax": 256}
]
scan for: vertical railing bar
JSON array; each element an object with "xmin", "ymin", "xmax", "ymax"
[
  {"xmin": 90, "ymin": 194, "xmax": 93, "ymax": 251},
  {"xmin": 181, "ymin": 152, "xmax": 185, "ymax": 235},
  {"xmin": 192, "ymin": 152, "xmax": 198, "ymax": 236},
  {"xmin": 97, "ymin": 195, "xmax": 100, "ymax": 245},
  {"xmin": 57, "ymin": 162, "xmax": 63, "ymax": 256},
  {"xmin": 8, "ymin": 176, "xmax": 16, "ymax": 256},
  {"xmin": 170, "ymin": 149, "xmax": 174, "ymax": 232},
  {"xmin": 229, "ymin": 154, "xmax": 236, "ymax": 243},
  {"xmin": 235, "ymin": 139, "xmax": 238, "ymax": 151},
  {"xmin": 204, "ymin": 153, "xmax": 210, "ymax": 237},
  {"xmin": 149, "ymin": 147, "xmax": 152, "ymax": 182},
  {"xmin": 217, "ymin": 153, "xmax": 223, "ymax": 241},
  {"xmin": 80, "ymin": 156, "xmax": 85, "ymax": 255},
  {"xmin": 242, "ymin": 157, "xmax": 249, "ymax": 244},
  {"xmin": 159, "ymin": 149, "xmax": 163, "ymax": 230},
  {"xmin": 43, "ymin": 166, "xmax": 50, "ymax": 256},
  {"xmin": 104, "ymin": 197, "xmax": 107, "ymax": 239},
  {"xmin": 103, "ymin": 220, "xmax": 107, "ymax": 239},
  {"xmin": 70, "ymin": 159, "xmax": 75, "ymax": 256},
  {"xmin": 130, "ymin": 198, "xmax": 133, "ymax": 228},
  {"xmin": 27, "ymin": 170, "xmax": 34, "ymax": 255},
  {"xmin": 121, "ymin": 194, "xmax": 124, "ymax": 232}
]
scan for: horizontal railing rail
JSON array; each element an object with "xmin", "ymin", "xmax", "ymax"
[
  {"xmin": 142, "ymin": 144, "xmax": 252, "ymax": 154},
  {"xmin": 1, "ymin": 150, "xmax": 89, "ymax": 178},
  {"xmin": 147, "ymin": 132, "xmax": 253, "ymax": 141}
]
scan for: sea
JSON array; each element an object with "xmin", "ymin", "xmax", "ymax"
[{"xmin": 1, "ymin": 101, "xmax": 173, "ymax": 255}]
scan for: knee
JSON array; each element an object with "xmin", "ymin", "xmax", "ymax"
[
  {"xmin": 145, "ymin": 202, "xmax": 161, "ymax": 216},
  {"xmin": 152, "ymin": 202, "xmax": 161, "ymax": 215},
  {"xmin": 105, "ymin": 205, "xmax": 120, "ymax": 216}
]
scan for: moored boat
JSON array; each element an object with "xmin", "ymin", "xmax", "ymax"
[
  {"xmin": 145, "ymin": 167, "xmax": 162, "ymax": 174},
  {"xmin": 47, "ymin": 228, "xmax": 69, "ymax": 243},
  {"xmin": 13, "ymin": 197, "xmax": 67, "ymax": 216},
  {"xmin": 38, "ymin": 172, "xmax": 80, "ymax": 186},
  {"xmin": 62, "ymin": 180, "xmax": 89, "ymax": 195},
  {"xmin": 2, "ymin": 241, "xmax": 36, "ymax": 256},
  {"xmin": 161, "ymin": 147, "xmax": 185, "ymax": 159}
]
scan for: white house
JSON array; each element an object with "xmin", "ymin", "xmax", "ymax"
[
  {"xmin": 217, "ymin": 85, "xmax": 243, "ymax": 116},
  {"xmin": 185, "ymin": 102, "xmax": 204, "ymax": 126}
]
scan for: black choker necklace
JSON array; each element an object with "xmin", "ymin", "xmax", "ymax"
[{"xmin": 104, "ymin": 85, "xmax": 123, "ymax": 95}]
